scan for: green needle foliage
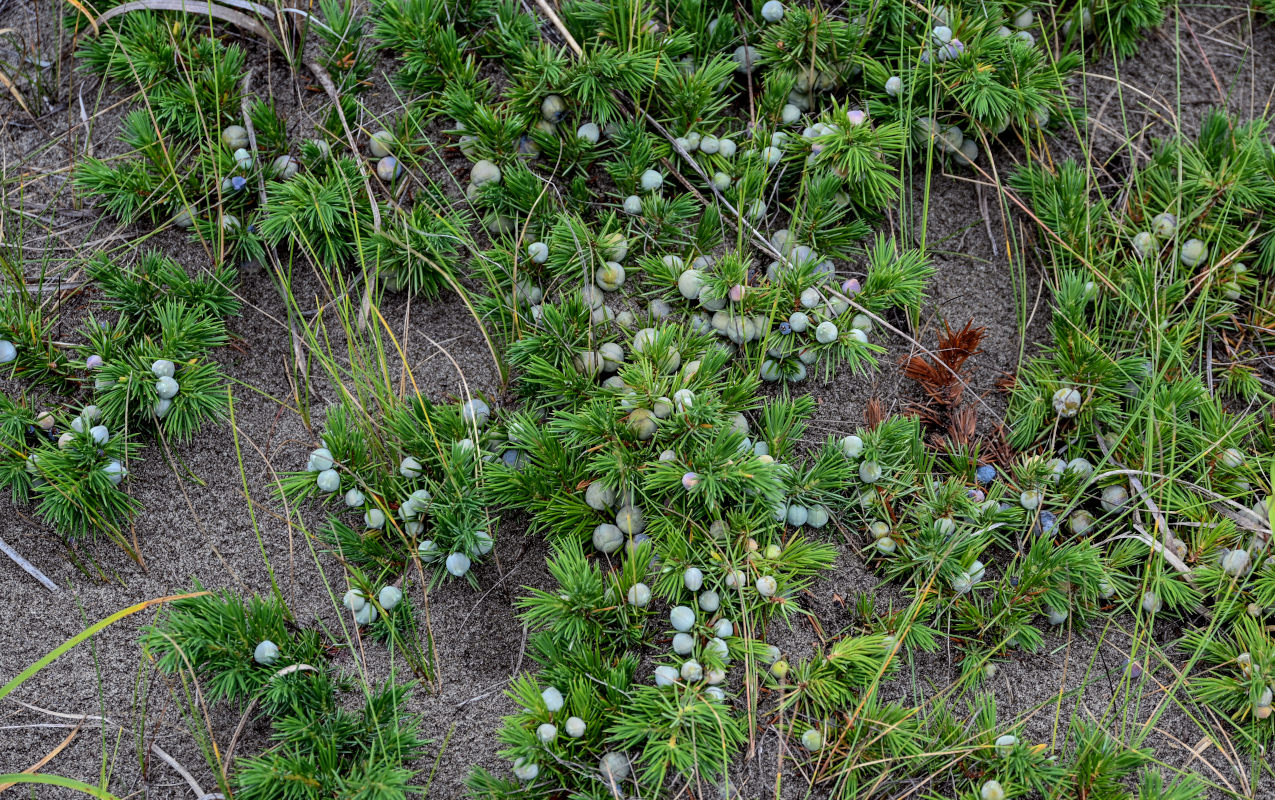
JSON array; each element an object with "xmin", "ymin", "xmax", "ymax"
[
  {"xmin": 29, "ymin": 416, "xmax": 141, "ymax": 544},
  {"xmin": 236, "ymin": 674, "xmax": 429, "ymax": 800},
  {"xmin": 0, "ymin": 398, "xmax": 141, "ymax": 548},
  {"xmin": 258, "ymin": 156, "xmax": 375, "ymax": 267},
  {"xmin": 37, "ymin": 0, "xmax": 1270, "ymax": 795},
  {"xmin": 142, "ymin": 586, "xmax": 329, "ymax": 705},
  {"xmin": 144, "ymin": 587, "xmax": 431, "ymax": 800},
  {"xmin": 0, "ymin": 291, "xmax": 74, "ymax": 389}
]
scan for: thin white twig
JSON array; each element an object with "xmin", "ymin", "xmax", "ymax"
[{"xmin": 0, "ymin": 535, "xmax": 59, "ymax": 592}]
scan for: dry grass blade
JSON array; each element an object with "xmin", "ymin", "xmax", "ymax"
[
  {"xmin": 0, "ymin": 535, "xmax": 59, "ymax": 592},
  {"xmin": 0, "ymin": 719, "xmax": 82, "ymax": 793},
  {"xmin": 90, "ymin": 0, "xmax": 285, "ymax": 55},
  {"xmin": 0, "ymin": 69, "xmax": 30, "ymax": 115},
  {"xmin": 150, "ymin": 743, "xmax": 211, "ymax": 799},
  {"xmin": 304, "ymin": 60, "xmax": 382, "ymax": 230}
]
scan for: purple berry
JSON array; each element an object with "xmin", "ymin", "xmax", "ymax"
[
  {"xmin": 1036, "ymin": 511, "xmax": 1057, "ymax": 534},
  {"xmin": 976, "ymin": 465, "xmax": 996, "ymax": 484},
  {"xmin": 967, "ymin": 488, "xmax": 985, "ymax": 502},
  {"xmin": 85, "ymin": 355, "xmax": 104, "ymax": 369},
  {"xmin": 841, "ymin": 278, "xmax": 861, "ymax": 296},
  {"xmin": 778, "ymin": 322, "xmax": 792, "ymax": 335},
  {"xmin": 230, "ymin": 175, "xmax": 248, "ymax": 191}
]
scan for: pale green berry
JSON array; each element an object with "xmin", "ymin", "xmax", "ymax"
[
  {"xmin": 1219, "ymin": 447, "xmax": 1244, "ymax": 468},
  {"xmin": 1152, "ymin": 213, "xmax": 1176, "ymax": 237},
  {"xmin": 670, "ymin": 605, "xmax": 696, "ymax": 631},
  {"xmin": 839, "ymin": 435, "xmax": 863, "ymax": 457},
  {"xmin": 368, "ymin": 130, "xmax": 394, "ymax": 157},
  {"xmin": 1180, "ymin": 239, "xmax": 1209, "ymax": 267},
  {"xmin": 540, "ymin": 94, "xmax": 566, "ymax": 122},
  {"xmin": 446, "ymin": 552, "xmax": 471, "ymax": 576},
  {"xmin": 807, "ymin": 505, "xmax": 829, "ymax": 528},
  {"xmin": 156, "ymin": 376, "xmax": 179, "ymax": 399},
  {"xmin": 596, "ymin": 261, "xmax": 626, "ymax": 291},
  {"xmin": 1100, "ymin": 485, "xmax": 1128, "ymax": 511},
  {"xmin": 471, "ymin": 160, "xmax": 501, "ymax": 186},
  {"xmin": 801, "ymin": 728, "xmax": 823, "ymax": 751},
  {"xmin": 316, "ymin": 469, "xmax": 340, "ymax": 492},
  {"xmin": 512, "ymin": 758, "xmax": 538, "ymax": 781},
  {"xmin": 533, "ymin": 722, "xmax": 557, "ymax": 744},
  {"xmin": 273, "ymin": 154, "xmax": 299, "ymax": 179},
  {"xmin": 541, "ymin": 685, "xmax": 564, "ymax": 711},
  {"xmin": 786, "ymin": 504, "xmax": 809, "ymax": 527},
  {"xmin": 1132, "ymin": 231, "xmax": 1155, "ymax": 258},
  {"xmin": 683, "ymin": 567, "xmax": 704, "ymax": 591},
  {"xmin": 400, "ymin": 456, "xmax": 423, "ymax": 478},
  {"xmin": 1141, "ymin": 590, "xmax": 1162, "ymax": 613},
  {"xmin": 627, "ymin": 582, "xmax": 652, "ymax": 606},
  {"xmin": 615, "ymin": 504, "xmax": 645, "ymax": 535},
  {"xmin": 343, "ymin": 589, "xmax": 366, "ymax": 612},
  {"xmin": 462, "ymin": 398, "xmax": 490, "ymax": 427},
  {"xmin": 378, "ymin": 586, "xmax": 403, "ymax": 610},
  {"xmin": 698, "ymin": 590, "xmax": 720, "ymax": 613},
  {"xmin": 592, "ymin": 523, "xmax": 623, "ymax": 554},
  {"xmin": 599, "ymin": 751, "xmax": 630, "ymax": 784},
  {"xmin": 1221, "ymin": 548, "xmax": 1250, "ymax": 576},
  {"xmin": 253, "ymin": 639, "xmax": 279, "ymax": 665},
  {"xmin": 677, "ymin": 268, "xmax": 705, "ymax": 299},
  {"xmin": 1052, "ymin": 387, "xmax": 1081, "ymax": 418},
  {"xmin": 859, "ymin": 461, "xmax": 882, "ymax": 483},
  {"xmin": 583, "ymin": 482, "xmax": 614, "ymax": 512},
  {"xmin": 222, "ymin": 125, "xmax": 249, "ymax": 149}
]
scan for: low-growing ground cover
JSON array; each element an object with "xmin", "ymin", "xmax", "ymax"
[{"xmin": 0, "ymin": 0, "xmax": 1273, "ymax": 797}]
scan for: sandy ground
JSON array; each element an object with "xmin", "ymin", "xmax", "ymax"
[{"xmin": 1, "ymin": 1, "xmax": 1274, "ymax": 798}]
